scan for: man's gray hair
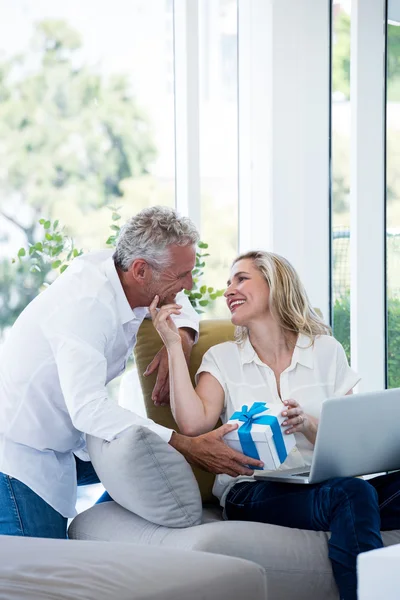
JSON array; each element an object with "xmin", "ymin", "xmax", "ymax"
[{"xmin": 113, "ymin": 206, "xmax": 200, "ymax": 271}]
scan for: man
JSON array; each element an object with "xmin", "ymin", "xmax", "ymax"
[{"xmin": 0, "ymin": 206, "xmax": 261, "ymax": 539}]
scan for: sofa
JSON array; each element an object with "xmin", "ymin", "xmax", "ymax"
[
  {"xmin": 69, "ymin": 319, "xmax": 400, "ymax": 600},
  {"xmin": 0, "ymin": 535, "xmax": 267, "ymax": 600}
]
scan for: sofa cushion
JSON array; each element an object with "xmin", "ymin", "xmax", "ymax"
[
  {"xmin": 87, "ymin": 425, "xmax": 202, "ymax": 528},
  {"xmin": 0, "ymin": 535, "xmax": 267, "ymax": 600},
  {"xmin": 134, "ymin": 319, "xmax": 235, "ymax": 503},
  {"xmin": 69, "ymin": 500, "xmax": 400, "ymax": 600}
]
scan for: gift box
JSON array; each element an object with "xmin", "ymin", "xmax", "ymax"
[{"xmin": 224, "ymin": 401, "xmax": 296, "ymax": 470}]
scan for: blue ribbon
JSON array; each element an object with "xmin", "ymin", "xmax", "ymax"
[{"xmin": 230, "ymin": 402, "xmax": 287, "ymax": 468}]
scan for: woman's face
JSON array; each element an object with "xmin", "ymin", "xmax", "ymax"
[{"xmin": 224, "ymin": 259, "xmax": 270, "ymax": 326}]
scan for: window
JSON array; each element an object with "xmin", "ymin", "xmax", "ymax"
[
  {"xmin": 0, "ymin": 0, "xmax": 175, "ymax": 337},
  {"xmin": 386, "ymin": 15, "xmax": 400, "ymax": 388},
  {"xmin": 198, "ymin": 0, "xmax": 238, "ymax": 318},
  {"xmin": 331, "ymin": 0, "xmax": 351, "ymax": 360}
]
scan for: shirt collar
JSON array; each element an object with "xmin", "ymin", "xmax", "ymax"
[
  {"xmin": 103, "ymin": 257, "xmax": 146, "ymax": 325},
  {"xmin": 240, "ymin": 333, "xmax": 314, "ymax": 369}
]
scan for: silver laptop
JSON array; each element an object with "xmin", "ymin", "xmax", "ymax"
[{"xmin": 254, "ymin": 388, "xmax": 400, "ymax": 485}]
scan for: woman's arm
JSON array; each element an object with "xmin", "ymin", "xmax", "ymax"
[
  {"xmin": 168, "ymin": 344, "xmax": 224, "ymax": 435},
  {"xmin": 150, "ymin": 298, "xmax": 224, "ymax": 436}
]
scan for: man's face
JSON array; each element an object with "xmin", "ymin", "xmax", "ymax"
[{"xmin": 148, "ymin": 244, "xmax": 196, "ymax": 306}]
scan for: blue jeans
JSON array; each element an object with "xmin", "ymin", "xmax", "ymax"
[
  {"xmin": 225, "ymin": 471, "xmax": 400, "ymax": 600},
  {"xmin": 0, "ymin": 457, "xmax": 111, "ymax": 539}
]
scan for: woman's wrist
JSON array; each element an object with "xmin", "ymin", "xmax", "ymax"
[
  {"xmin": 166, "ymin": 338, "xmax": 183, "ymax": 355},
  {"xmin": 304, "ymin": 416, "xmax": 318, "ymax": 445}
]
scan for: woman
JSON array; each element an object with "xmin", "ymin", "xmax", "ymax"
[{"xmin": 150, "ymin": 250, "xmax": 400, "ymax": 600}]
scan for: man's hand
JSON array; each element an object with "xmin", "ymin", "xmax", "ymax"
[
  {"xmin": 169, "ymin": 424, "xmax": 264, "ymax": 477},
  {"xmin": 144, "ymin": 327, "xmax": 195, "ymax": 406}
]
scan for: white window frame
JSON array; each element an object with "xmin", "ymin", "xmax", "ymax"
[
  {"xmin": 173, "ymin": 0, "xmax": 201, "ymax": 230},
  {"xmin": 237, "ymin": 0, "xmax": 331, "ymax": 321},
  {"xmin": 350, "ymin": 0, "xmax": 386, "ymax": 392}
]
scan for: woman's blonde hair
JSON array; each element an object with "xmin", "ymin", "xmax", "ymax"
[{"xmin": 232, "ymin": 250, "xmax": 331, "ymax": 345}]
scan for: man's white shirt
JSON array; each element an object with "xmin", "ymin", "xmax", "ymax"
[{"xmin": 0, "ymin": 250, "xmax": 199, "ymax": 517}]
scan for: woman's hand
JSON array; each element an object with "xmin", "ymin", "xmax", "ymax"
[
  {"xmin": 281, "ymin": 398, "xmax": 318, "ymax": 446},
  {"xmin": 149, "ymin": 295, "xmax": 182, "ymax": 350}
]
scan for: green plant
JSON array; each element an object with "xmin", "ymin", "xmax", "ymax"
[
  {"xmin": 14, "ymin": 218, "xmax": 83, "ymax": 278},
  {"xmin": 388, "ymin": 297, "xmax": 400, "ymax": 389},
  {"xmin": 184, "ymin": 241, "xmax": 224, "ymax": 314},
  {"xmin": 332, "ymin": 293, "xmax": 351, "ymax": 362},
  {"xmin": 105, "ymin": 206, "xmax": 123, "ymax": 247},
  {"xmin": 15, "ymin": 209, "xmax": 224, "ymax": 314}
]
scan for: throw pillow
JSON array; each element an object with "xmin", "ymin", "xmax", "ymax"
[{"xmin": 87, "ymin": 425, "xmax": 202, "ymax": 528}]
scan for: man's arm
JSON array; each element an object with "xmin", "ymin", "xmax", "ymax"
[
  {"xmin": 43, "ymin": 298, "xmax": 174, "ymax": 443},
  {"xmin": 169, "ymin": 425, "xmax": 264, "ymax": 477}
]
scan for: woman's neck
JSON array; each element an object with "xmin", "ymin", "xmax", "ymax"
[{"xmin": 248, "ymin": 318, "xmax": 297, "ymax": 368}]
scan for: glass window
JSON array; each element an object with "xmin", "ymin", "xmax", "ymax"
[
  {"xmin": 198, "ymin": 0, "xmax": 238, "ymax": 318},
  {"xmin": 0, "ymin": 0, "xmax": 175, "ymax": 338},
  {"xmin": 386, "ymin": 16, "xmax": 400, "ymax": 388},
  {"xmin": 331, "ymin": 0, "xmax": 351, "ymax": 360}
]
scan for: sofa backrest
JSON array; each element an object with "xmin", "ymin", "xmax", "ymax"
[{"xmin": 134, "ymin": 318, "xmax": 235, "ymax": 503}]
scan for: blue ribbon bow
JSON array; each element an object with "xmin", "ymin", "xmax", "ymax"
[{"xmin": 230, "ymin": 402, "xmax": 287, "ymax": 468}]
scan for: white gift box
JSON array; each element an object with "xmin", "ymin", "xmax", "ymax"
[{"xmin": 224, "ymin": 403, "xmax": 296, "ymax": 470}]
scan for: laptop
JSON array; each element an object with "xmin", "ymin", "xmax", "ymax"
[{"xmin": 254, "ymin": 388, "xmax": 400, "ymax": 485}]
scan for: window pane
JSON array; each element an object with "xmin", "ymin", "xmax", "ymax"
[
  {"xmin": 0, "ymin": 0, "xmax": 175, "ymax": 336},
  {"xmin": 199, "ymin": 0, "xmax": 238, "ymax": 318},
  {"xmin": 386, "ymin": 17, "xmax": 400, "ymax": 388},
  {"xmin": 331, "ymin": 0, "xmax": 351, "ymax": 360}
]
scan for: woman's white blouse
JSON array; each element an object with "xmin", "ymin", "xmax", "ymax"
[{"xmin": 196, "ymin": 334, "xmax": 360, "ymax": 506}]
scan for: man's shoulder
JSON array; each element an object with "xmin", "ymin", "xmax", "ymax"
[
  {"xmin": 52, "ymin": 251, "xmax": 114, "ymax": 301},
  {"xmin": 36, "ymin": 252, "xmax": 117, "ymax": 328}
]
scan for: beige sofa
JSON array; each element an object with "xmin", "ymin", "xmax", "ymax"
[
  {"xmin": 69, "ymin": 320, "xmax": 400, "ymax": 600},
  {"xmin": 0, "ymin": 535, "xmax": 267, "ymax": 600}
]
